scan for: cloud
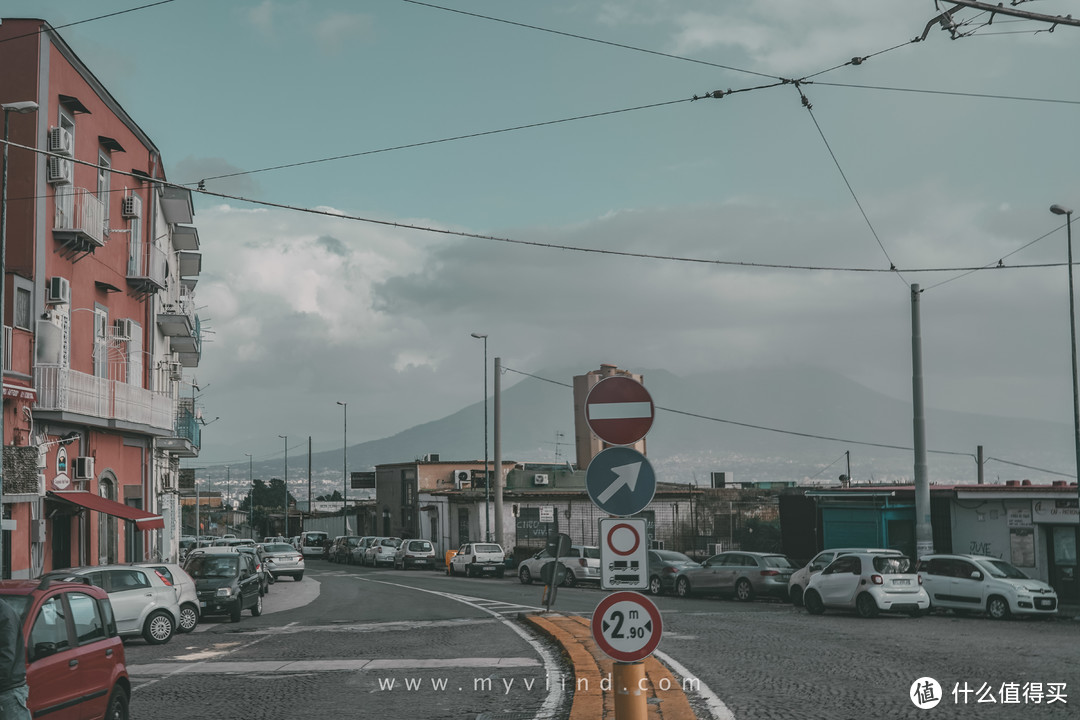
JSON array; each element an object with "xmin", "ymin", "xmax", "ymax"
[{"xmin": 313, "ymin": 12, "xmax": 374, "ymax": 54}]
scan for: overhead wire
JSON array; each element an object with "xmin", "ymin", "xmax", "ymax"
[{"xmin": 0, "ymin": 1, "xmax": 178, "ymax": 45}]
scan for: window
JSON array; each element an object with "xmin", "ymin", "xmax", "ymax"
[
  {"xmin": 93, "ymin": 306, "xmax": 108, "ymax": 378},
  {"xmin": 68, "ymin": 591, "xmax": 106, "ymax": 644},
  {"xmin": 97, "ymin": 152, "xmax": 110, "ymax": 237},
  {"xmin": 13, "ymin": 280, "xmax": 31, "ymax": 330},
  {"xmin": 105, "ymin": 569, "xmax": 150, "ymax": 591},
  {"xmin": 826, "ymin": 556, "xmax": 860, "ymax": 575},
  {"xmin": 29, "ymin": 596, "xmax": 69, "ymax": 658}
]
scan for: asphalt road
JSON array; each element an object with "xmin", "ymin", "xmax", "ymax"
[{"xmin": 125, "ymin": 561, "xmax": 1078, "ymax": 720}]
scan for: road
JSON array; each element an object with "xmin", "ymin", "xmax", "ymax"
[{"xmin": 126, "ymin": 560, "xmax": 1078, "ymax": 719}]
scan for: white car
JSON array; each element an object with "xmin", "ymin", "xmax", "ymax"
[
  {"xmin": 788, "ymin": 547, "xmax": 902, "ymax": 606},
  {"xmin": 518, "ymin": 545, "xmax": 600, "ymax": 586},
  {"xmin": 137, "ymin": 562, "xmax": 200, "ymax": 633},
  {"xmin": 449, "ymin": 543, "xmax": 506, "ymax": 578},
  {"xmin": 916, "ymin": 553, "xmax": 1058, "ymax": 619},
  {"xmin": 393, "ymin": 539, "xmax": 437, "ymax": 570},
  {"xmin": 804, "ymin": 552, "xmax": 929, "ymax": 618},
  {"xmin": 41, "ymin": 565, "xmax": 183, "ymax": 644}
]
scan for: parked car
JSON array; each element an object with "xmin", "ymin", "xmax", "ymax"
[
  {"xmin": 646, "ymin": 550, "xmax": 702, "ymax": 596},
  {"xmin": 365, "ymin": 537, "xmax": 403, "ymax": 567},
  {"xmin": 518, "ymin": 545, "xmax": 601, "ymax": 586},
  {"xmin": 394, "ymin": 539, "xmax": 437, "ymax": 570},
  {"xmin": 184, "ymin": 548, "xmax": 264, "ymax": 622},
  {"xmin": 788, "ymin": 548, "xmax": 903, "ymax": 606},
  {"xmin": 136, "ymin": 561, "xmax": 200, "ymax": 633},
  {"xmin": 40, "ymin": 564, "xmax": 182, "ymax": 644},
  {"xmin": 916, "ymin": 553, "xmax": 1058, "ymax": 619},
  {"xmin": 331, "ymin": 536, "xmax": 365, "ymax": 564},
  {"xmin": 299, "ymin": 531, "xmax": 330, "ymax": 558},
  {"xmin": 0, "ymin": 577, "xmax": 130, "ymax": 719},
  {"xmin": 260, "ymin": 542, "xmax": 305, "ymax": 581},
  {"xmin": 352, "ymin": 536, "xmax": 377, "ymax": 564},
  {"xmin": 448, "ymin": 543, "xmax": 506, "ymax": 578},
  {"xmin": 804, "ymin": 552, "xmax": 929, "ymax": 618},
  {"xmin": 179, "ymin": 535, "xmax": 198, "ymax": 562},
  {"xmin": 668, "ymin": 551, "xmax": 796, "ymax": 601}
]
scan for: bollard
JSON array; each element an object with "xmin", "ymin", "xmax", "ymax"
[{"xmin": 612, "ymin": 661, "xmax": 647, "ymax": 720}]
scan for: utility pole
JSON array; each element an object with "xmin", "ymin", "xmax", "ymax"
[
  {"xmin": 921, "ymin": 1, "xmax": 1080, "ymax": 40},
  {"xmin": 911, "ymin": 285, "xmax": 933, "ymax": 559},
  {"xmin": 493, "ymin": 356, "xmax": 503, "ymax": 548}
]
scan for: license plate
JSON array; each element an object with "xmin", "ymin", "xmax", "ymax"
[
  {"xmin": 483, "ymin": 565, "xmax": 497, "ymax": 571},
  {"xmin": 893, "ymin": 579, "xmax": 910, "ymax": 585}
]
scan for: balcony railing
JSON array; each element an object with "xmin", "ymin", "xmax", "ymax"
[
  {"xmin": 34, "ymin": 365, "xmax": 174, "ymax": 432},
  {"xmin": 54, "ymin": 186, "xmax": 106, "ymax": 256},
  {"xmin": 127, "ymin": 242, "xmax": 167, "ymax": 292}
]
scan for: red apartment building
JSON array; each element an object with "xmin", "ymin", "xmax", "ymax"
[{"xmin": 0, "ymin": 18, "xmax": 203, "ymax": 577}]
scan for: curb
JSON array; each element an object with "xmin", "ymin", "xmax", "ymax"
[{"xmin": 522, "ymin": 612, "xmax": 697, "ymax": 720}]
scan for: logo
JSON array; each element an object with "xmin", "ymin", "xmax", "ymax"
[{"xmin": 911, "ymin": 677, "xmax": 943, "ymax": 709}]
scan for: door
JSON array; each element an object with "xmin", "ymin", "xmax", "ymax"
[
  {"xmin": 239, "ymin": 555, "xmax": 260, "ymax": 609},
  {"xmin": 712, "ymin": 554, "xmax": 741, "ymax": 593},
  {"xmin": 63, "ymin": 590, "xmax": 118, "ymax": 720},
  {"xmin": 1047, "ymin": 526, "xmax": 1078, "ymax": 601},
  {"xmin": 947, "ymin": 558, "xmax": 985, "ymax": 607},
  {"xmin": 695, "ymin": 554, "xmax": 726, "ymax": 593},
  {"xmin": 25, "ymin": 595, "xmax": 83, "ymax": 720},
  {"xmin": 818, "ymin": 555, "xmax": 862, "ymax": 605},
  {"xmin": 103, "ymin": 569, "xmax": 153, "ymax": 635}
]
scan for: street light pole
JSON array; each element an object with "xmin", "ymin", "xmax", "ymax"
[
  {"xmin": 279, "ymin": 435, "xmax": 288, "ymax": 538},
  {"xmin": 471, "ymin": 333, "xmax": 490, "ymax": 541},
  {"xmin": 0, "ymin": 100, "xmax": 38, "ymax": 576},
  {"xmin": 245, "ymin": 453, "xmax": 253, "ymax": 535},
  {"xmin": 337, "ymin": 401, "xmax": 347, "ymax": 535},
  {"xmin": 1051, "ymin": 204, "xmax": 1080, "ymax": 606}
]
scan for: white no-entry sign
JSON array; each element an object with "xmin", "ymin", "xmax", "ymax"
[
  {"xmin": 584, "ymin": 376, "xmax": 654, "ymax": 446},
  {"xmin": 599, "ymin": 517, "xmax": 648, "ymax": 590},
  {"xmin": 590, "ymin": 591, "xmax": 663, "ymax": 662}
]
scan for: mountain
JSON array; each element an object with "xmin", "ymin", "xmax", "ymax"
[{"xmin": 200, "ymin": 365, "xmax": 1075, "ymax": 497}]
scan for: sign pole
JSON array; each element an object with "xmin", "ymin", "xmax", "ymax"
[{"xmin": 613, "ymin": 662, "xmax": 648, "ymax": 720}]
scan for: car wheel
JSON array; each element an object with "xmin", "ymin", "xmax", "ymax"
[
  {"xmin": 143, "ymin": 610, "xmax": 174, "ymax": 645},
  {"xmin": 804, "ymin": 590, "xmax": 825, "ymax": 615},
  {"xmin": 563, "ymin": 570, "xmax": 577, "ymax": 587},
  {"xmin": 251, "ymin": 593, "xmax": 263, "ymax": 617},
  {"xmin": 448, "ymin": 563, "xmax": 456, "ymax": 576},
  {"xmin": 856, "ymin": 593, "xmax": 879, "ymax": 619},
  {"xmin": 788, "ymin": 585, "xmax": 804, "ymax": 607},
  {"xmin": 676, "ymin": 577, "xmax": 691, "ymax": 598},
  {"xmin": 294, "ymin": 573, "xmax": 303, "ymax": 581},
  {"xmin": 230, "ymin": 601, "xmax": 243, "ymax": 623},
  {"xmin": 465, "ymin": 564, "xmax": 474, "ymax": 578},
  {"xmin": 105, "ymin": 685, "xmax": 130, "ymax": 720},
  {"xmin": 735, "ymin": 578, "xmax": 754, "ymax": 602},
  {"xmin": 987, "ymin": 595, "xmax": 1011, "ymax": 620},
  {"xmin": 178, "ymin": 603, "xmax": 199, "ymax": 633},
  {"xmin": 518, "ymin": 566, "xmax": 532, "ymax": 584},
  {"xmin": 648, "ymin": 576, "xmax": 663, "ymax": 596}
]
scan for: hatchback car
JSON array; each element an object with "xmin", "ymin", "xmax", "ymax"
[
  {"xmin": 260, "ymin": 542, "xmax": 305, "ymax": 581},
  {"xmin": 364, "ymin": 537, "xmax": 403, "ymax": 567},
  {"xmin": 518, "ymin": 545, "xmax": 601, "ymax": 586},
  {"xmin": 0, "ymin": 578, "xmax": 130, "ymax": 719},
  {"xmin": 670, "ymin": 551, "xmax": 796, "ymax": 601},
  {"xmin": 136, "ymin": 561, "xmax": 200, "ymax": 633},
  {"xmin": 352, "ymin": 536, "xmax": 377, "ymax": 564},
  {"xmin": 788, "ymin": 548, "xmax": 903, "ymax": 606},
  {"xmin": 646, "ymin": 550, "xmax": 701, "ymax": 595},
  {"xmin": 237, "ymin": 545, "xmax": 272, "ymax": 594},
  {"xmin": 184, "ymin": 548, "xmax": 264, "ymax": 622},
  {"xmin": 394, "ymin": 539, "xmax": 437, "ymax": 570},
  {"xmin": 299, "ymin": 531, "xmax": 330, "ymax": 558},
  {"xmin": 448, "ymin": 543, "xmax": 506, "ymax": 578},
  {"xmin": 916, "ymin": 553, "xmax": 1058, "ymax": 619},
  {"xmin": 804, "ymin": 552, "xmax": 929, "ymax": 618},
  {"xmin": 331, "ymin": 536, "xmax": 364, "ymax": 564},
  {"xmin": 40, "ymin": 564, "xmax": 182, "ymax": 644}
]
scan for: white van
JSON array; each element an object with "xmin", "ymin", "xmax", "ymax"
[{"xmin": 299, "ymin": 530, "xmax": 330, "ymax": 558}]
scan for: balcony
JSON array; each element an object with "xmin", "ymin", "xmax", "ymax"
[
  {"xmin": 34, "ymin": 365, "xmax": 174, "ymax": 433},
  {"xmin": 54, "ymin": 186, "xmax": 105, "ymax": 259},
  {"xmin": 127, "ymin": 242, "xmax": 166, "ymax": 294},
  {"xmin": 157, "ymin": 401, "xmax": 201, "ymax": 457},
  {"xmin": 157, "ymin": 296, "xmax": 195, "ymax": 338}
]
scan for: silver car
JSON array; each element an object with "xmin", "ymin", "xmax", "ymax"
[
  {"xmin": 518, "ymin": 545, "xmax": 601, "ymax": 586},
  {"xmin": 41, "ymin": 564, "xmax": 182, "ymax": 644},
  {"xmin": 672, "ymin": 551, "xmax": 796, "ymax": 601},
  {"xmin": 136, "ymin": 562, "xmax": 200, "ymax": 633},
  {"xmin": 260, "ymin": 542, "xmax": 305, "ymax": 581}
]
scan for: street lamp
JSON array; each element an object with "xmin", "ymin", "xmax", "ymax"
[
  {"xmin": 470, "ymin": 333, "xmax": 491, "ymax": 541},
  {"xmin": 245, "ymin": 453, "xmax": 253, "ymax": 533},
  {"xmin": 279, "ymin": 435, "xmax": 288, "ymax": 538},
  {"xmin": 0, "ymin": 100, "xmax": 38, "ymax": 575},
  {"xmin": 337, "ymin": 401, "xmax": 347, "ymax": 535},
  {"xmin": 1051, "ymin": 203, "xmax": 1080, "ymax": 606}
]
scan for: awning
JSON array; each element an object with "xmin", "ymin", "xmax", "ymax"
[{"xmin": 47, "ymin": 491, "xmax": 164, "ymax": 531}]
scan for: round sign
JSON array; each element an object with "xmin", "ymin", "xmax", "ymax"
[
  {"xmin": 590, "ymin": 591, "xmax": 663, "ymax": 662},
  {"xmin": 585, "ymin": 446, "xmax": 656, "ymax": 517},
  {"xmin": 584, "ymin": 376, "xmax": 654, "ymax": 446},
  {"xmin": 605, "ymin": 522, "xmax": 641, "ymax": 557}
]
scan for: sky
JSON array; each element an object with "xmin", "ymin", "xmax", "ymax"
[{"xmin": 6, "ymin": 1, "xmax": 1080, "ymax": 475}]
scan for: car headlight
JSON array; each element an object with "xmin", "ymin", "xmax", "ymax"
[{"xmin": 215, "ymin": 587, "xmax": 233, "ymax": 597}]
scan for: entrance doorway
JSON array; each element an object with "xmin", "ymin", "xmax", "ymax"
[{"xmin": 1046, "ymin": 525, "xmax": 1078, "ymax": 604}]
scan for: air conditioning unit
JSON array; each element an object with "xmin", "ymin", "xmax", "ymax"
[
  {"xmin": 533, "ymin": 473, "xmax": 549, "ymax": 486},
  {"xmin": 452, "ymin": 469, "xmax": 471, "ymax": 489},
  {"xmin": 121, "ymin": 194, "xmax": 142, "ymax": 218},
  {"xmin": 649, "ymin": 540, "xmax": 665, "ymax": 550},
  {"xmin": 73, "ymin": 456, "xmax": 95, "ymax": 480},
  {"xmin": 113, "ymin": 318, "xmax": 134, "ymax": 341},
  {"xmin": 707, "ymin": 543, "xmax": 723, "ymax": 556},
  {"xmin": 48, "ymin": 127, "xmax": 73, "ymax": 156},
  {"xmin": 168, "ymin": 361, "xmax": 183, "ymax": 381},
  {"xmin": 47, "ymin": 156, "xmax": 73, "ymax": 185},
  {"xmin": 46, "ymin": 277, "xmax": 70, "ymax": 305}
]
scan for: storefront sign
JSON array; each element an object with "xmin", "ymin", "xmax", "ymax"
[{"xmin": 1032, "ymin": 499, "xmax": 1079, "ymax": 524}]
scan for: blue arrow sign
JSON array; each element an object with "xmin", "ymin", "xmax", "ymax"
[{"xmin": 586, "ymin": 446, "xmax": 656, "ymax": 516}]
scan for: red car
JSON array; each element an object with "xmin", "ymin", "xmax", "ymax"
[{"xmin": 0, "ymin": 578, "xmax": 130, "ymax": 719}]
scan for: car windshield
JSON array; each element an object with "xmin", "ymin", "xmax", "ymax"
[
  {"xmin": 872, "ymin": 556, "xmax": 912, "ymax": 574},
  {"xmin": 187, "ymin": 556, "xmax": 239, "ymax": 578},
  {"xmin": 264, "ymin": 544, "xmax": 294, "ymax": 553},
  {"xmin": 975, "ymin": 558, "xmax": 1029, "ymax": 579},
  {"xmin": 654, "ymin": 551, "xmax": 693, "ymax": 564},
  {"xmin": 409, "ymin": 541, "xmax": 433, "ymax": 551},
  {"xmin": 381, "ymin": 538, "xmax": 403, "ymax": 548},
  {"xmin": 762, "ymin": 556, "xmax": 795, "ymax": 569},
  {"xmin": 581, "ymin": 547, "xmax": 601, "ymax": 560},
  {"xmin": 474, "ymin": 544, "xmax": 501, "ymax": 553},
  {"xmin": 303, "ymin": 534, "xmax": 328, "ymax": 547}
]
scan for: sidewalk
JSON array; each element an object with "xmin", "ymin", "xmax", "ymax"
[{"xmin": 521, "ymin": 612, "xmax": 698, "ymax": 720}]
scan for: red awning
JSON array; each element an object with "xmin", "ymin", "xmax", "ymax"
[{"xmin": 47, "ymin": 491, "xmax": 165, "ymax": 531}]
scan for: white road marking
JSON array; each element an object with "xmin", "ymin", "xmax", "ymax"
[{"xmin": 654, "ymin": 649, "xmax": 736, "ymax": 720}]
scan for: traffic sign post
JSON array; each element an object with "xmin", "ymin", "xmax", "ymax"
[
  {"xmin": 585, "ymin": 376, "xmax": 654, "ymax": 446},
  {"xmin": 590, "ymin": 591, "xmax": 663, "ymax": 663},
  {"xmin": 599, "ymin": 517, "xmax": 648, "ymax": 590}
]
